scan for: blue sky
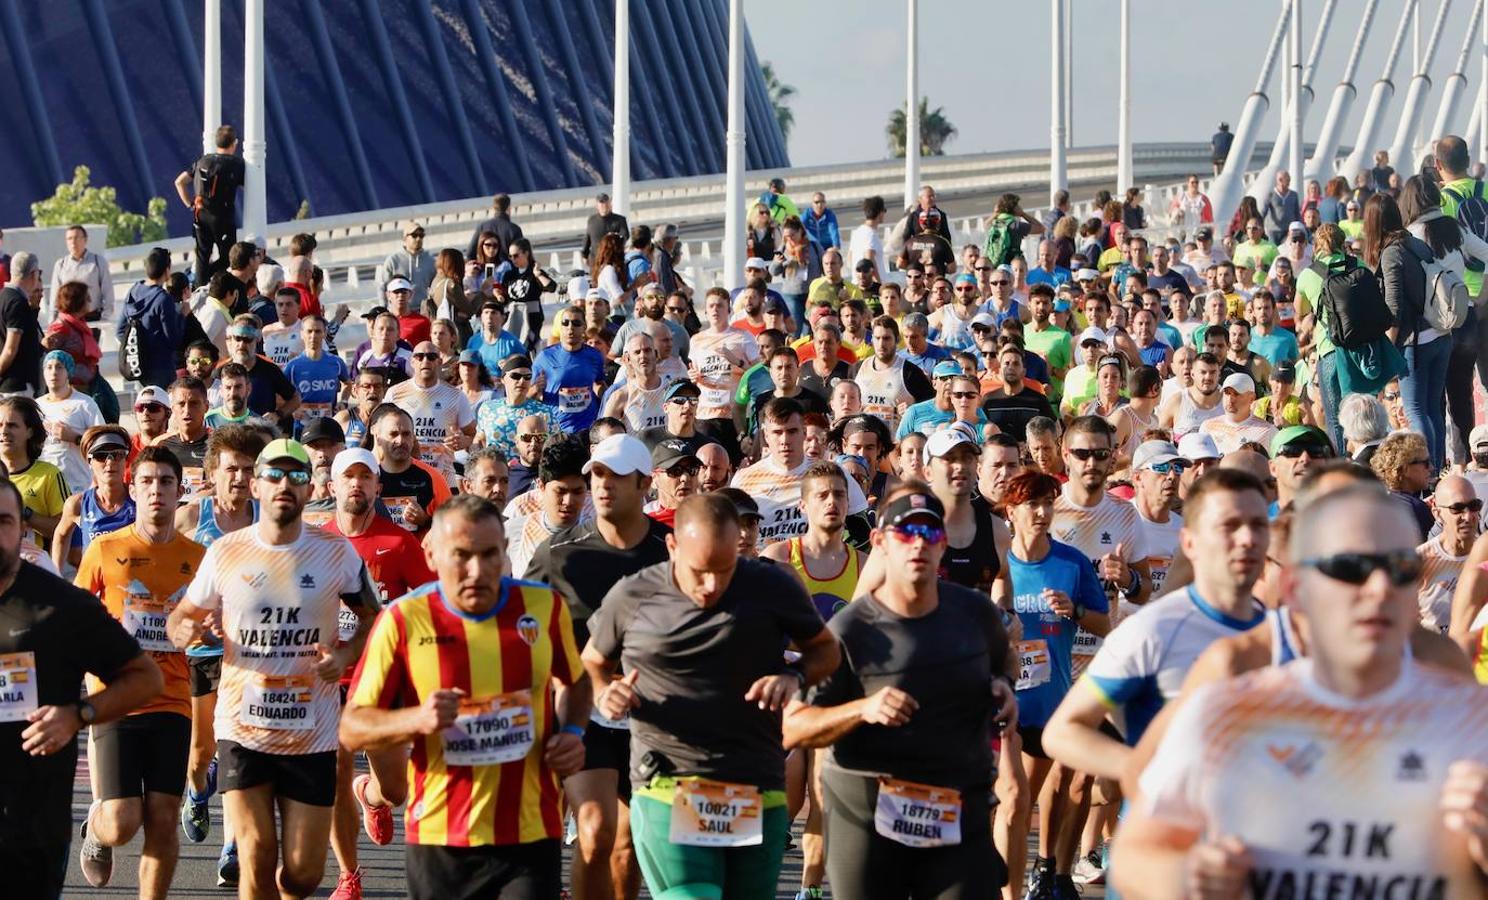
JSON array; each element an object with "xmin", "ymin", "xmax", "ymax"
[{"xmin": 748, "ymin": 0, "xmax": 1487, "ymax": 166}]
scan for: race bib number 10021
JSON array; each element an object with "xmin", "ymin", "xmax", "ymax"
[{"xmin": 670, "ymin": 780, "xmax": 764, "ymax": 847}]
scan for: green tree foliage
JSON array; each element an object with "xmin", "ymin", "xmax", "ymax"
[
  {"xmin": 31, "ymin": 166, "xmax": 168, "ymax": 247},
  {"xmin": 761, "ymin": 62, "xmax": 796, "ymax": 141},
  {"xmin": 887, "ymin": 99, "xmax": 958, "ymax": 158}
]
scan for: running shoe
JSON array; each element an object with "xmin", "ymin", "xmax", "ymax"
[
  {"xmin": 328, "ymin": 866, "xmax": 364, "ymax": 900},
  {"xmin": 353, "ymin": 773, "xmax": 394, "ymax": 845},
  {"xmin": 1053, "ymin": 873, "xmax": 1083, "ymax": 900},
  {"xmin": 217, "ymin": 841, "xmax": 239, "ymax": 888},
  {"xmin": 77, "ymin": 803, "xmax": 113, "ymax": 887},
  {"xmin": 794, "ymin": 888, "xmax": 825, "ymax": 900},
  {"xmin": 181, "ymin": 757, "xmax": 217, "ymax": 843},
  {"xmin": 1072, "ymin": 848, "xmax": 1106, "ymax": 885},
  {"xmin": 1023, "ymin": 866, "xmax": 1055, "ymax": 900}
]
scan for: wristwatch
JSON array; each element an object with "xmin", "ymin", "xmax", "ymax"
[
  {"xmin": 74, "ymin": 699, "xmax": 97, "ymax": 726},
  {"xmin": 1072, "ymin": 603, "xmax": 1087, "ymax": 621}
]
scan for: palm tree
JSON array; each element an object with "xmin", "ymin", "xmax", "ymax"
[
  {"xmin": 761, "ymin": 62, "xmax": 796, "ymax": 141},
  {"xmin": 887, "ymin": 99, "xmax": 958, "ymax": 158}
]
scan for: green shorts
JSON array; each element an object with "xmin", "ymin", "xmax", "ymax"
[{"xmin": 629, "ymin": 777, "xmax": 790, "ymax": 900}]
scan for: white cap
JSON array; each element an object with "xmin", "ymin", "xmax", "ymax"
[
  {"xmin": 922, "ymin": 422, "xmax": 979, "ymax": 463},
  {"xmin": 1472, "ymin": 423, "xmax": 1488, "ymax": 451},
  {"xmin": 745, "ymin": 256, "xmax": 768, "ymax": 270},
  {"xmin": 1078, "ymin": 326, "xmax": 1109, "ymax": 347},
  {"xmin": 330, "ymin": 448, "xmax": 380, "ymax": 480},
  {"xmin": 1177, "ymin": 431, "xmax": 1221, "ymax": 461},
  {"xmin": 385, "ymin": 276, "xmax": 414, "ymax": 293},
  {"xmin": 971, "ymin": 312, "xmax": 997, "ymax": 329},
  {"xmin": 1221, "ymin": 372, "xmax": 1256, "ymax": 395},
  {"xmin": 581, "ymin": 434, "xmax": 652, "ymax": 477},
  {"xmin": 133, "ymin": 385, "xmax": 169, "ymax": 409},
  {"xmin": 584, "ymin": 287, "xmax": 607, "ymax": 302},
  {"xmin": 1132, "ymin": 440, "xmax": 1183, "ymax": 471},
  {"xmin": 567, "ymin": 273, "xmax": 592, "ymax": 301},
  {"xmin": 1287, "ymin": 220, "xmax": 1307, "ymax": 234},
  {"xmin": 1075, "ymin": 268, "xmax": 1100, "ymax": 281}
]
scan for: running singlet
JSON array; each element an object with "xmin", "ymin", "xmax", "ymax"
[
  {"xmin": 938, "ymin": 497, "xmax": 1001, "ymax": 593},
  {"xmin": 1138, "ymin": 658, "xmax": 1488, "ymax": 896},
  {"xmin": 72, "ymin": 487, "xmax": 136, "ymax": 549},
  {"xmin": 1082, "ymin": 586, "xmax": 1264, "ymax": 746},
  {"xmin": 349, "ymin": 578, "xmax": 584, "ymax": 847},
  {"xmin": 854, "ymin": 357, "xmax": 916, "ymax": 434},
  {"xmin": 1172, "ymin": 389, "xmax": 1223, "ymax": 438},
  {"xmin": 1052, "ymin": 485, "xmax": 1149, "ymax": 672},
  {"xmin": 690, "ymin": 327, "xmax": 760, "ymax": 420},
  {"xmin": 621, "ymin": 382, "xmax": 668, "ymax": 433},
  {"xmin": 1006, "ymin": 539, "xmax": 1109, "ymax": 728},
  {"xmin": 787, "ymin": 537, "xmax": 860, "ymax": 621},
  {"xmin": 732, "ymin": 456, "xmax": 870, "ymax": 548},
  {"xmin": 76, "ymin": 527, "xmax": 206, "ymax": 719},
  {"xmin": 1199, "ymin": 414, "xmax": 1278, "ymax": 455},
  {"xmin": 386, "ymin": 380, "xmax": 475, "ymax": 488},
  {"xmin": 184, "ymin": 526, "xmax": 367, "ymax": 755},
  {"xmin": 1270, "ymin": 608, "xmax": 1301, "ymax": 666},
  {"xmin": 188, "ymin": 498, "xmax": 260, "ymax": 659},
  {"xmin": 1416, "ymin": 536, "xmax": 1466, "ymax": 634},
  {"xmin": 1137, "ymin": 510, "xmax": 1183, "ymax": 597}
]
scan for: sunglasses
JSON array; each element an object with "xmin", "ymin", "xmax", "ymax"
[
  {"xmin": 1276, "ymin": 442, "xmax": 1333, "ymax": 459},
  {"xmin": 951, "ymin": 391, "xmax": 980, "ymax": 400},
  {"xmin": 518, "ymin": 433, "xmax": 547, "ymax": 443},
  {"xmin": 888, "ymin": 523, "xmax": 947, "ymax": 544},
  {"xmin": 664, "ymin": 461, "xmax": 702, "ymax": 477},
  {"xmin": 1444, "ymin": 499, "xmax": 1485, "ymax": 514},
  {"xmin": 411, "ymin": 352, "xmax": 441, "ymax": 361},
  {"xmin": 505, "ymin": 371, "xmax": 532, "ymax": 381},
  {"xmin": 666, "ymin": 306, "xmax": 688, "ymax": 314},
  {"xmin": 134, "ymin": 404, "xmax": 166, "ymax": 414},
  {"xmin": 1382, "ymin": 391, "xmax": 1401, "ymax": 402},
  {"xmin": 990, "ymin": 280, "xmax": 1011, "ymax": 286},
  {"xmin": 481, "ymin": 242, "xmax": 499, "ymax": 248},
  {"xmin": 668, "ymin": 395, "xmax": 699, "ymax": 406},
  {"xmin": 560, "ymin": 320, "xmax": 584, "ymax": 328},
  {"xmin": 1298, "ymin": 550, "xmax": 1423, "ymax": 587},
  {"xmin": 1068, "ymin": 447, "xmax": 1113, "ymax": 461},
  {"xmin": 89, "ymin": 449, "xmax": 127, "ymax": 463},
  {"xmin": 955, "ymin": 286, "xmax": 978, "ymax": 293},
  {"xmin": 1145, "ymin": 460, "xmax": 1189, "ymax": 475},
  {"xmin": 257, "ymin": 467, "xmax": 312, "ymax": 486}
]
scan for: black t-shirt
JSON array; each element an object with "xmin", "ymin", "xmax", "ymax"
[
  {"xmin": 939, "ymin": 497, "xmax": 1001, "ymax": 593},
  {"xmin": 981, "ymin": 386, "xmax": 1057, "ymax": 443},
  {"xmin": 509, "ymin": 462, "xmax": 537, "ymax": 498},
  {"xmin": 798, "ymin": 358, "xmax": 853, "ymax": 399},
  {"xmin": 243, "ymin": 356, "xmax": 296, "ymax": 415},
  {"xmin": 501, "ymin": 266, "xmax": 552, "ymax": 312},
  {"xmin": 637, "ymin": 427, "xmax": 720, "ymax": 455},
  {"xmin": 0, "ymin": 286, "xmax": 40, "ymax": 394},
  {"xmin": 189, "ymin": 152, "xmax": 246, "ymax": 213},
  {"xmin": 588, "ymin": 559, "xmax": 825, "ymax": 789},
  {"xmin": 904, "ymin": 232, "xmax": 955, "ymax": 272},
  {"xmin": 526, "ymin": 518, "xmax": 672, "ymax": 645},
  {"xmin": 1, "ymin": 562, "xmax": 142, "ymax": 863},
  {"xmin": 161, "ymin": 432, "xmax": 209, "ymax": 473},
  {"xmin": 379, "ymin": 464, "xmax": 438, "ymax": 519},
  {"xmin": 809, "ymin": 582, "xmax": 1010, "ymax": 789}
]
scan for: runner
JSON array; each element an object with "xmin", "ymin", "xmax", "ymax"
[
  {"xmin": 582, "ymin": 493, "xmax": 841, "ymax": 900},
  {"xmin": 168, "ymin": 438, "xmax": 381, "ymax": 900},
  {"xmin": 1415, "ymin": 475, "xmax": 1479, "ymax": 633},
  {"xmin": 0, "ymin": 475, "xmax": 162, "ymax": 899},
  {"xmin": 526, "ymin": 434, "xmax": 671, "ymax": 900},
  {"xmin": 1157, "ymin": 351, "xmax": 1223, "ymax": 439},
  {"xmin": 1110, "ymin": 484, "xmax": 1488, "ymax": 897},
  {"xmin": 172, "ymin": 423, "xmax": 265, "ymax": 886},
  {"xmin": 761, "ymin": 460, "xmax": 868, "ymax": 900},
  {"xmin": 688, "ymin": 286, "xmax": 760, "ymax": 457},
  {"xmin": 853, "ymin": 316, "xmax": 932, "ymax": 437},
  {"xmin": 462, "ymin": 445, "xmax": 511, "ymax": 506},
  {"xmin": 341, "ymin": 494, "xmax": 591, "ymax": 899},
  {"xmin": 205, "ymin": 363, "xmax": 254, "ymax": 429},
  {"xmin": 783, "ymin": 484, "xmax": 1018, "ymax": 899},
  {"xmin": 386, "ymin": 340, "xmax": 476, "ymax": 489},
  {"xmin": 1128, "ymin": 440, "xmax": 1187, "ymax": 596},
  {"xmin": 535, "ymin": 307, "xmax": 608, "ymax": 436},
  {"xmin": 643, "ymin": 439, "xmax": 701, "ymax": 529},
  {"xmin": 322, "ymin": 447, "xmax": 434, "ymax": 899},
  {"xmin": 73, "ymin": 447, "xmax": 205, "ymax": 895},
  {"xmin": 509, "ymin": 435, "xmax": 592, "ymax": 578},
  {"xmin": 368, "ymin": 403, "xmax": 452, "ymax": 535},
  {"xmin": 335, "ymin": 368, "xmax": 387, "ymax": 449},
  {"xmin": 50, "ymin": 425, "xmax": 136, "ymax": 572},
  {"xmin": 1001, "ymin": 470, "xmax": 1111, "ymax": 900},
  {"xmin": 159, "ymin": 377, "xmax": 213, "ymax": 497},
  {"xmin": 601, "ymin": 332, "xmax": 667, "ymax": 434},
  {"xmin": 283, "ymin": 313, "xmax": 350, "ymax": 434}
]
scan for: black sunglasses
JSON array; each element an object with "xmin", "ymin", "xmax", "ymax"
[
  {"xmin": 1068, "ymin": 447, "xmax": 1113, "ymax": 461},
  {"xmin": 1276, "ymin": 442, "xmax": 1333, "ymax": 459},
  {"xmin": 1298, "ymin": 551, "xmax": 1423, "ymax": 587},
  {"xmin": 1443, "ymin": 499, "xmax": 1485, "ymax": 514},
  {"xmin": 411, "ymin": 352, "xmax": 441, "ymax": 361}
]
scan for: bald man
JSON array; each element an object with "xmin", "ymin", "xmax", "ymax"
[
  {"xmin": 696, "ymin": 442, "xmax": 733, "ymax": 493},
  {"xmin": 582, "ymin": 494, "xmax": 840, "ymax": 900}
]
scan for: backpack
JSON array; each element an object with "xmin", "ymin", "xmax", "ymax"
[
  {"xmin": 1310, "ymin": 257, "xmax": 1392, "ymax": 349},
  {"xmin": 1443, "ymin": 180, "xmax": 1488, "ymax": 273},
  {"xmin": 982, "ymin": 214, "xmax": 1019, "ymax": 267},
  {"xmin": 1412, "ymin": 244, "xmax": 1471, "ymax": 332},
  {"xmin": 118, "ymin": 314, "xmax": 147, "ymax": 382},
  {"xmin": 192, "ymin": 154, "xmax": 233, "ymax": 218}
]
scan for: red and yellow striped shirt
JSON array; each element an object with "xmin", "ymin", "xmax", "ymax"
[{"xmin": 348, "ymin": 577, "xmax": 583, "ymax": 847}]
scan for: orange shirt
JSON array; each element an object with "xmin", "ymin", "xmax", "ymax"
[{"xmin": 77, "ymin": 525, "xmax": 207, "ymax": 718}]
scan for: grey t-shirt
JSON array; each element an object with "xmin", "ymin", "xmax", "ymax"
[
  {"xmin": 587, "ymin": 558, "xmax": 825, "ymax": 790},
  {"xmin": 809, "ymin": 583, "xmax": 1012, "ymax": 790}
]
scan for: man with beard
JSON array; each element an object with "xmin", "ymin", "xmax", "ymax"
[
  {"xmin": 982, "ymin": 342, "xmax": 1057, "ymax": 443},
  {"xmin": 320, "ymin": 448, "xmax": 431, "ymax": 897},
  {"xmin": 644, "ymin": 440, "xmax": 701, "ymax": 529},
  {"xmin": 695, "ymin": 442, "xmax": 733, "ymax": 493},
  {"xmin": 169, "ymin": 440, "xmax": 381, "ymax": 900},
  {"xmin": 1158, "ymin": 351, "xmax": 1223, "ymax": 439},
  {"xmin": 688, "ymin": 287, "xmax": 760, "ymax": 457},
  {"xmin": 527, "ymin": 435, "xmax": 671, "ymax": 900},
  {"xmin": 370, "ymin": 404, "xmax": 451, "ymax": 535},
  {"xmin": 461, "ymin": 446, "xmax": 510, "ymax": 507},
  {"xmin": 387, "ymin": 340, "xmax": 476, "ymax": 490}
]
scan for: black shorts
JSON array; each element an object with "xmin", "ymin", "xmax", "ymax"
[
  {"xmin": 93, "ymin": 712, "xmax": 191, "ymax": 800},
  {"xmin": 189, "ymin": 655, "xmax": 222, "ymax": 697},
  {"xmin": 1018, "ymin": 720, "xmax": 1123, "ymax": 762},
  {"xmin": 217, "ymin": 740, "xmax": 338, "ymax": 807},
  {"xmin": 405, "ymin": 840, "xmax": 561, "ymax": 900},
  {"xmin": 581, "ymin": 722, "xmax": 632, "ymax": 800}
]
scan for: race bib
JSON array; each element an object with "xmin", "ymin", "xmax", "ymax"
[
  {"xmin": 0, "ymin": 652, "xmax": 38, "ymax": 722},
  {"xmin": 241, "ymin": 674, "xmax": 316, "ymax": 730},
  {"xmin": 441, "ymin": 691, "xmax": 536, "ymax": 767},
  {"xmin": 1073, "ymin": 627, "xmax": 1103, "ymax": 658},
  {"xmin": 557, "ymin": 385, "xmax": 591, "ymax": 414},
  {"xmin": 337, "ymin": 606, "xmax": 359, "ymax": 644},
  {"xmin": 122, "ymin": 582, "xmax": 177, "ymax": 654},
  {"xmin": 181, "ymin": 466, "xmax": 206, "ymax": 496},
  {"xmin": 384, "ymin": 496, "xmax": 420, "ymax": 532},
  {"xmin": 700, "ymin": 386, "xmax": 731, "ymax": 410},
  {"xmin": 294, "ymin": 402, "xmax": 334, "ymax": 424},
  {"xmin": 874, "ymin": 778, "xmax": 962, "ymax": 848},
  {"xmin": 1014, "ymin": 640, "xmax": 1051, "ymax": 691},
  {"xmin": 669, "ymin": 780, "xmax": 764, "ymax": 847}
]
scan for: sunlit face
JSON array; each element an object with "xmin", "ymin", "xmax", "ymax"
[
  {"xmin": 667, "ymin": 523, "xmax": 740, "ymax": 607},
  {"xmin": 980, "ymin": 444, "xmax": 1022, "ymax": 502},
  {"xmin": 764, "ymin": 413, "xmax": 804, "ymax": 465},
  {"xmin": 769, "ymin": 354, "xmax": 800, "ymax": 392},
  {"xmin": 463, "ymin": 457, "xmax": 509, "ymax": 506},
  {"xmin": 301, "ymin": 317, "xmax": 326, "ymax": 353},
  {"xmin": 375, "ymin": 413, "xmax": 417, "ymax": 465},
  {"xmin": 1064, "ymin": 428, "xmax": 1114, "ymax": 492},
  {"xmin": 427, "ymin": 512, "xmax": 507, "ymax": 613},
  {"xmin": 801, "ymin": 474, "xmax": 848, "ymax": 532},
  {"xmin": 219, "ymin": 373, "xmax": 250, "ymax": 412},
  {"xmin": 542, "ymin": 474, "xmax": 588, "ymax": 528},
  {"xmin": 171, "ymin": 387, "xmax": 206, "ymax": 433},
  {"xmin": 186, "ymin": 349, "xmax": 215, "ymax": 380}
]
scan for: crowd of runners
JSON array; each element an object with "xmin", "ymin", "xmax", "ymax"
[{"xmin": 11, "ymin": 131, "xmax": 1488, "ymax": 900}]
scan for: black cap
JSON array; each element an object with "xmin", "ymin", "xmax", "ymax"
[
  {"xmin": 1272, "ymin": 360, "xmax": 1297, "ymax": 383},
  {"xmin": 300, "ymin": 417, "xmax": 345, "ymax": 446},
  {"xmin": 878, "ymin": 491, "xmax": 945, "ymax": 529},
  {"xmin": 596, "ymin": 191, "xmax": 611, "ymax": 203},
  {"xmin": 716, "ymin": 487, "xmax": 762, "ymax": 521},
  {"xmin": 480, "ymin": 298, "xmax": 507, "ymax": 313},
  {"xmin": 854, "ymin": 258, "xmax": 875, "ymax": 272},
  {"xmin": 651, "ymin": 438, "xmax": 698, "ymax": 471},
  {"xmin": 763, "ymin": 296, "xmax": 788, "ymax": 315},
  {"xmin": 1195, "ymin": 226, "xmax": 1213, "ymax": 240},
  {"xmin": 500, "ymin": 354, "xmax": 533, "ymax": 374},
  {"xmin": 360, "ymin": 304, "xmax": 391, "ymax": 320}
]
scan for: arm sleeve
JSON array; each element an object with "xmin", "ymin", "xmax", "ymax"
[
  {"xmin": 1083, "ymin": 614, "xmax": 1158, "ymax": 709},
  {"xmin": 771, "ymin": 566, "xmax": 829, "ymax": 642},
  {"xmin": 585, "ymin": 585, "xmax": 629, "ymax": 661},
  {"xmin": 805, "ymin": 629, "xmax": 860, "ymax": 707},
  {"xmin": 1379, "ymin": 247, "xmax": 1410, "ymax": 323},
  {"xmin": 1074, "ymin": 555, "xmax": 1110, "ymax": 614}
]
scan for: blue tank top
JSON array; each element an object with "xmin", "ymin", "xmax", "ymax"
[
  {"xmin": 344, "ymin": 413, "xmax": 367, "ymax": 448},
  {"xmin": 193, "ymin": 496, "xmax": 259, "ymax": 548},
  {"xmin": 1269, "ymin": 608, "xmax": 1299, "ymax": 666},
  {"xmin": 70, "ymin": 488, "xmax": 136, "ymax": 550}
]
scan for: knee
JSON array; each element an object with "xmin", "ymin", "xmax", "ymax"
[
  {"xmin": 141, "ymin": 806, "xmax": 179, "ymax": 849},
  {"xmin": 278, "ymin": 861, "xmax": 326, "ymax": 898},
  {"xmin": 576, "ymin": 805, "xmax": 617, "ymax": 855},
  {"xmin": 92, "ymin": 802, "xmax": 143, "ymax": 846}
]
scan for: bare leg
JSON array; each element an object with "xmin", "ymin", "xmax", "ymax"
[
  {"xmin": 139, "ymin": 792, "xmax": 182, "ymax": 900},
  {"xmin": 275, "ymin": 795, "xmax": 335, "ymax": 900},
  {"xmin": 996, "ymin": 735, "xmax": 1030, "ymax": 900},
  {"xmin": 1056, "ymin": 771, "xmax": 1093, "ymax": 874},
  {"xmin": 223, "ymin": 784, "xmax": 278, "ymax": 900},
  {"xmin": 565, "ymin": 769, "xmax": 620, "ymax": 900},
  {"xmin": 800, "ymin": 749, "xmax": 825, "ymax": 891},
  {"xmin": 611, "ymin": 798, "xmax": 641, "ymax": 900},
  {"xmin": 329, "ymin": 747, "xmax": 358, "ymax": 876}
]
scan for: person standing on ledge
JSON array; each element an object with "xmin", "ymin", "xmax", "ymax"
[{"xmin": 175, "ymin": 125, "xmax": 245, "ymax": 285}]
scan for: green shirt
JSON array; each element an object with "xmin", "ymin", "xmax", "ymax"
[
  {"xmin": 1061, "ymin": 365, "xmax": 1099, "ymax": 416},
  {"xmin": 1233, "ymin": 239, "xmax": 1279, "ymax": 280},
  {"xmin": 1338, "ymin": 219, "xmax": 1364, "ymax": 240},
  {"xmin": 1296, "ymin": 250, "xmax": 1346, "ymax": 357},
  {"xmin": 1024, "ymin": 325, "xmax": 1073, "ymax": 405},
  {"xmin": 1441, "ymin": 177, "xmax": 1486, "ymax": 294}
]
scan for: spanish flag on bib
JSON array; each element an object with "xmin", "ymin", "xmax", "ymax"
[{"xmin": 348, "ymin": 577, "xmax": 583, "ymax": 847}]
